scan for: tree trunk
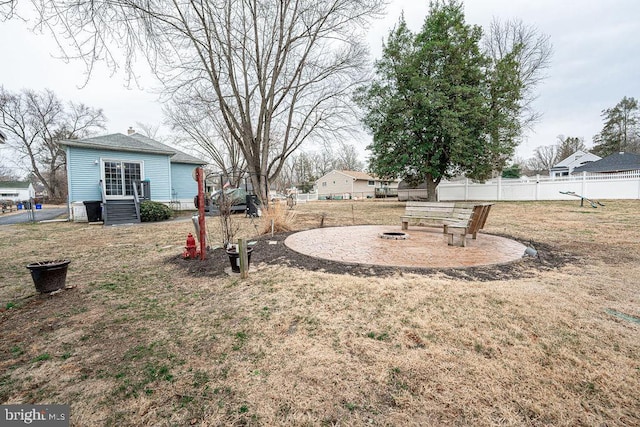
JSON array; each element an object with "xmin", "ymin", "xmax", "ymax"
[
  {"xmin": 246, "ymin": 165, "xmax": 269, "ymax": 205},
  {"xmin": 426, "ymin": 177, "xmax": 439, "ymax": 202}
]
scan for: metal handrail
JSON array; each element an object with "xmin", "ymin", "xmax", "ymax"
[
  {"xmin": 99, "ymin": 180, "xmax": 108, "ymax": 224},
  {"xmin": 132, "ymin": 183, "xmax": 141, "ymax": 221}
]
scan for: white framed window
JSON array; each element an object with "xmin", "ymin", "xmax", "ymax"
[
  {"xmin": 322, "ymin": 181, "xmax": 327, "ymax": 187},
  {"xmin": 367, "ymin": 180, "xmax": 375, "ymax": 186},
  {"xmin": 102, "ymin": 159, "xmax": 144, "ymax": 198}
]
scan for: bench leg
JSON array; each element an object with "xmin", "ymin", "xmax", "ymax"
[
  {"xmin": 446, "ymin": 228, "xmax": 468, "ymax": 247},
  {"xmin": 447, "ymin": 234, "xmax": 467, "ymax": 247}
]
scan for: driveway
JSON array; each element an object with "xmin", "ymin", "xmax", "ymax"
[{"xmin": 0, "ymin": 207, "xmax": 68, "ymax": 225}]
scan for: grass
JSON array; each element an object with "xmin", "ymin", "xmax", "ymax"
[{"xmin": 0, "ymin": 199, "xmax": 639, "ymax": 425}]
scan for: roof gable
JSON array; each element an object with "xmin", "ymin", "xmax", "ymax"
[{"xmin": 552, "ymin": 150, "xmax": 601, "ymax": 169}]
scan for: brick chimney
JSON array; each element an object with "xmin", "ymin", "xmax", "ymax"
[{"xmin": 127, "ymin": 127, "xmax": 135, "ymax": 135}]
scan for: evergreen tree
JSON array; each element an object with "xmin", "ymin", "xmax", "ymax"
[
  {"xmin": 592, "ymin": 96, "xmax": 640, "ymax": 156},
  {"xmin": 556, "ymin": 135, "xmax": 587, "ymax": 161},
  {"xmin": 356, "ymin": 1, "xmax": 523, "ymax": 200}
]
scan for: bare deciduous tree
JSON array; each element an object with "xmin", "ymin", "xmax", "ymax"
[
  {"xmin": 21, "ymin": 0, "xmax": 385, "ymax": 201},
  {"xmin": 334, "ymin": 142, "xmax": 364, "ymax": 171},
  {"xmin": 0, "ymin": 87, "xmax": 106, "ymax": 199},
  {"xmin": 134, "ymin": 122, "xmax": 161, "ymax": 141},
  {"xmin": 166, "ymin": 97, "xmax": 246, "ymax": 187},
  {"xmin": 484, "ymin": 18, "xmax": 553, "ymax": 131},
  {"xmin": 0, "ymin": 164, "xmax": 20, "ymax": 181},
  {"xmin": 527, "ymin": 144, "xmax": 557, "ymax": 174}
]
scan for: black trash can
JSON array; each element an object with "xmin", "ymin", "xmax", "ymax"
[
  {"xmin": 246, "ymin": 194, "xmax": 260, "ymax": 217},
  {"xmin": 83, "ymin": 200, "xmax": 103, "ymax": 222}
]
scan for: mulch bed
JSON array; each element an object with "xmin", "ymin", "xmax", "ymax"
[{"xmin": 168, "ymin": 231, "xmax": 578, "ymax": 281}]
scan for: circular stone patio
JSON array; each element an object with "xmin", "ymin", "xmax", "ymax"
[{"xmin": 284, "ymin": 225, "xmax": 526, "ymax": 269}]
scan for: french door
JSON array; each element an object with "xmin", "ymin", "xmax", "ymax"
[{"xmin": 103, "ymin": 160, "xmax": 143, "ymax": 199}]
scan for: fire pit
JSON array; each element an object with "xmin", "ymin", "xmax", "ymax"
[{"xmin": 379, "ymin": 232, "xmax": 409, "ymax": 240}]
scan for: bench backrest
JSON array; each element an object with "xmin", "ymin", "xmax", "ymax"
[
  {"xmin": 404, "ymin": 201, "xmax": 474, "ymax": 223},
  {"xmin": 466, "ymin": 204, "xmax": 493, "ymax": 234},
  {"xmin": 403, "ymin": 201, "xmax": 493, "ymax": 232},
  {"xmin": 404, "ymin": 201, "xmax": 456, "ymax": 218}
]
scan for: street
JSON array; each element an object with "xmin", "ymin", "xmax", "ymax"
[{"xmin": 0, "ymin": 207, "xmax": 67, "ymax": 225}]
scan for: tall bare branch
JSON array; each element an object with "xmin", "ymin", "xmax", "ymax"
[{"xmin": 22, "ymin": 0, "xmax": 387, "ymax": 199}]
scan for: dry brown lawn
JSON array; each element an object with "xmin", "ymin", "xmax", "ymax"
[{"xmin": 1, "ymin": 199, "xmax": 639, "ymax": 426}]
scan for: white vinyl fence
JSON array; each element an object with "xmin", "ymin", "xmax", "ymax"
[
  {"xmin": 437, "ymin": 171, "xmax": 640, "ymax": 201},
  {"xmin": 294, "ymin": 191, "xmax": 319, "ymax": 203}
]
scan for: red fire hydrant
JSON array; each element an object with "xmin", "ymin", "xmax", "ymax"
[{"xmin": 183, "ymin": 233, "xmax": 199, "ymax": 259}]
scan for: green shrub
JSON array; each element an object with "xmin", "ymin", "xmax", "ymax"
[{"xmin": 140, "ymin": 201, "xmax": 173, "ymax": 222}]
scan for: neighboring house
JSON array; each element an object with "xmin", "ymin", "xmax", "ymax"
[
  {"xmin": 572, "ymin": 151, "xmax": 640, "ymax": 174},
  {"xmin": 59, "ymin": 131, "xmax": 207, "ymax": 224},
  {"xmin": 0, "ymin": 181, "xmax": 35, "ymax": 202},
  {"xmin": 550, "ymin": 150, "xmax": 601, "ymax": 177},
  {"xmin": 315, "ymin": 170, "xmax": 398, "ymax": 199}
]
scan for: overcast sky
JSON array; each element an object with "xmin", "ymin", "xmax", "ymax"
[{"xmin": 1, "ymin": 0, "xmax": 639, "ymax": 169}]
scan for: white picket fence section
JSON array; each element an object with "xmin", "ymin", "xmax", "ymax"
[
  {"xmin": 294, "ymin": 191, "xmax": 319, "ymax": 203},
  {"xmin": 437, "ymin": 171, "xmax": 640, "ymax": 201}
]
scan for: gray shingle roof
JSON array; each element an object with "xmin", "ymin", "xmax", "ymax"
[
  {"xmin": 572, "ymin": 152, "xmax": 640, "ymax": 173},
  {"xmin": 59, "ymin": 133, "xmax": 175, "ymax": 155},
  {"xmin": 59, "ymin": 133, "xmax": 206, "ymax": 164},
  {"xmin": 129, "ymin": 134, "xmax": 206, "ymax": 165}
]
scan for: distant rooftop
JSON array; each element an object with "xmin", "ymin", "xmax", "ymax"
[
  {"xmin": 0, "ymin": 181, "xmax": 31, "ymax": 189},
  {"xmin": 572, "ymin": 152, "xmax": 640, "ymax": 173}
]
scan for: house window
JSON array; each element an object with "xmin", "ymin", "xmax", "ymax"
[
  {"xmin": 367, "ymin": 180, "xmax": 375, "ymax": 186},
  {"xmin": 322, "ymin": 182, "xmax": 327, "ymax": 187},
  {"xmin": 103, "ymin": 160, "xmax": 142, "ymax": 197}
]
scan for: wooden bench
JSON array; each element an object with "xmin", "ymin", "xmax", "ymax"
[
  {"xmin": 444, "ymin": 203, "xmax": 493, "ymax": 247},
  {"xmin": 400, "ymin": 201, "xmax": 493, "ymax": 247}
]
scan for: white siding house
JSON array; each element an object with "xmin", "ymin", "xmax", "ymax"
[
  {"xmin": 550, "ymin": 150, "xmax": 601, "ymax": 177},
  {"xmin": 315, "ymin": 170, "xmax": 398, "ymax": 199},
  {"xmin": 0, "ymin": 181, "xmax": 35, "ymax": 202}
]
